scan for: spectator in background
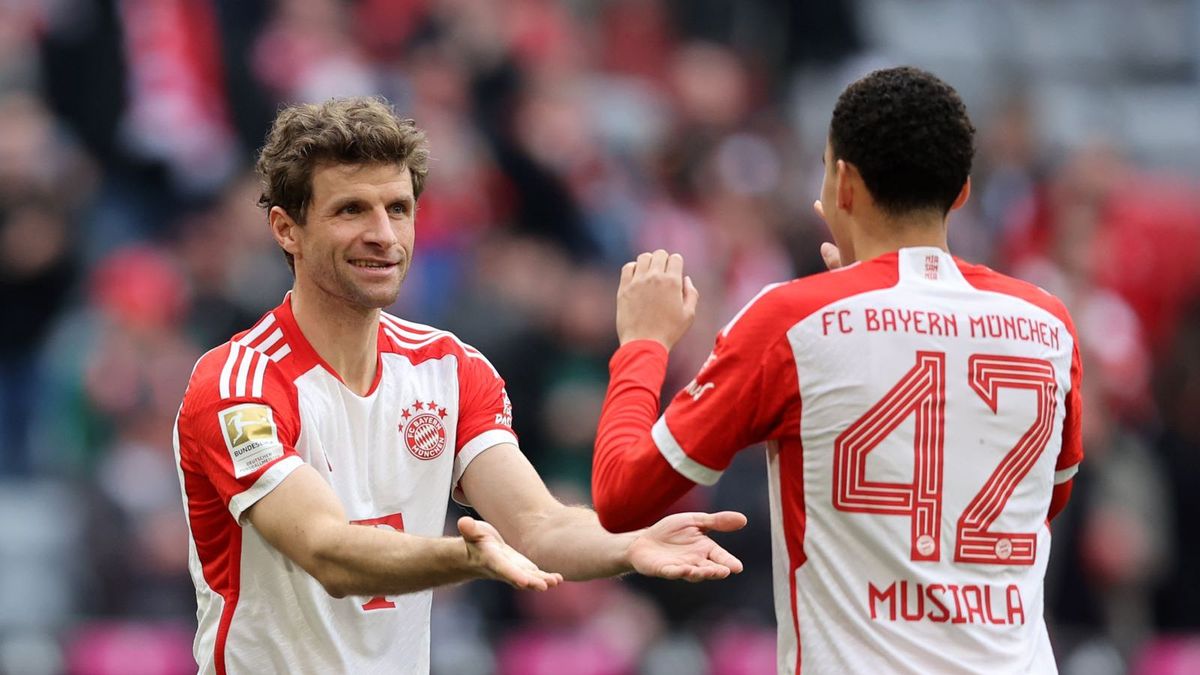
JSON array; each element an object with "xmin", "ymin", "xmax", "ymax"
[
  {"xmin": 0, "ymin": 91, "xmax": 92, "ymax": 476},
  {"xmin": 0, "ymin": 199, "xmax": 74, "ymax": 476}
]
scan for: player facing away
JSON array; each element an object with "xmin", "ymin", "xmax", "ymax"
[
  {"xmin": 592, "ymin": 67, "xmax": 1082, "ymax": 674},
  {"xmin": 173, "ymin": 97, "xmax": 748, "ymax": 675}
]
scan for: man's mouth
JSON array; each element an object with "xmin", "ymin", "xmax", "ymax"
[{"xmin": 350, "ymin": 259, "xmax": 398, "ymax": 269}]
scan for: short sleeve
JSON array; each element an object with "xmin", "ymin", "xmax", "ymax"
[
  {"xmin": 1055, "ymin": 336, "xmax": 1084, "ymax": 484},
  {"xmin": 657, "ymin": 290, "xmax": 801, "ymax": 484},
  {"xmin": 452, "ymin": 349, "xmax": 519, "ymax": 485},
  {"xmin": 177, "ymin": 345, "xmax": 304, "ymax": 523}
]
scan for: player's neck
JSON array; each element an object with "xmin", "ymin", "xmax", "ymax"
[
  {"xmin": 289, "ymin": 280, "xmax": 380, "ymax": 395},
  {"xmin": 851, "ymin": 214, "xmax": 949, "ymax": 263}
]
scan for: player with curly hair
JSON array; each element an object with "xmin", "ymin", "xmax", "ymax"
[{"xmin": 593, "ymin": 67, "xmax": 1082, "ymax": 674}]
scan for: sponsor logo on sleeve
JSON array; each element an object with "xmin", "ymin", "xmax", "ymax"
[
  {"xmin": 494, "ymin": 390, "xmax": 513, "ymax": 427},
  {"xmin": 685, "ymin": 380, "xmax": 715, "ymax": 401},
  {"xmin": 218, "ymin": 404, "xmax": 284, "ymax": 478},
  {"xmin": 683, "ymin": 352, "xmax": 719, "ymax": 401}
]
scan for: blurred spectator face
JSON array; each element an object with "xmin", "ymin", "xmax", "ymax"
[
  {"xmin": 473, "ymin": 235, "xmax": 571, "ymax": 325},
  {"xmin": 0, "ymin": 203, "xmax": 68, "ymax": 280},
  {"xmin": 555, "ymin": 267, "xmax": 616, "ymax": 349},
  {"xmin": 516, "ymin": 76, "xmax": 594, "ymax": 176},
  {"xmin": 282, "ymin": 163, "xmax": 416, "ymax": 310},
  {"xmin": 670, "ymin": 43, "xmax": 748, "ymax": 128},
  {"xmin": 0, "ymin": 93, "xmax": 56, "ymax": 197}
]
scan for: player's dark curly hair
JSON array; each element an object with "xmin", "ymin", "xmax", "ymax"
[{"xmin": 829, "ymin": 66, "xmax": 975, "ymax": 216}]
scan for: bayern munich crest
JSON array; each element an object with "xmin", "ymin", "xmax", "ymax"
[{"xmin": 399, "ymin": 401, "xmax": 448, "ymax": 460}]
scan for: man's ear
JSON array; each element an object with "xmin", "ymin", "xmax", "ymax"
[
  {"xmin": 835, "ymin": 159, "xmax": 857, "ymax": 214},
  {"xmin": 949, "ymin": 177, "xmax": 971, "ymax": 212},
  {"xmin": 269, "ymin": 206, "xmax": 302, "ymax": 258}
]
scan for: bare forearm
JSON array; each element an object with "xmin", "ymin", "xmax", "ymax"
[
  {"xmin": 519, "ymin": 506, "xmax": 640, "ymax": 580},
  {"xmin": 311, "ymin": 525, "xmax": 479, "ymax": 597}
]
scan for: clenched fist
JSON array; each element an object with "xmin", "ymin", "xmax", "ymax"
[{"xmin": 616, "ymin": 249, "xmax": 699, "ymax": 350}]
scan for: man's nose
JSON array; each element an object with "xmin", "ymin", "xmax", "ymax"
[{"xmin": 362, "ymin": 207, "xmax": 399, "ymax": 247}]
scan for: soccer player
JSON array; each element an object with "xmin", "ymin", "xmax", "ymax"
[
  {"xmin": 173, "ymin": 97, "xmax": 747, "ymax": 674},
  {"xmin": 592, "ymin": 67, "xmax": 1082, "ymax": 674}
]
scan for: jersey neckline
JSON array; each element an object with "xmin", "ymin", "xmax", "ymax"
[{"xmin": 273, "ymin": 292, "xmax": 389, "ymax": 399}]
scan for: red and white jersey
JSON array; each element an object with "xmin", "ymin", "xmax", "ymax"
[
  {"xmin": 605, "ymin": 247, "xmax": 1082, "ymax": 674},
  {"xmin": 172, "ymin": 294, "xmax": 515, "ymax": 675}
]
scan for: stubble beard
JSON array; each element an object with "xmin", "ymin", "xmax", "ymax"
[{"xmin": 327, "ymin": 257, "xmax": 409, "ymax": 311}]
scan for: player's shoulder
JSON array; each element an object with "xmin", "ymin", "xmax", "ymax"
[
  {"xmin": 954, "ymin": 259, "xmax": 1076, "ymax": 330},
  {"xmin": 379, "ymin": 312, "xmax": 477, "ymax": 355},
  {"xmin": 379, "ymin": 312, "xmax": 498, "ymax": 374},
  {"xmin": 724, "ymin": 259, "xmax": 901, "ymax": 337},
  {"xmin": 187, "ymin": 343, "xmax": 236, "ymax": 392},
  {"xmin": 183, "ymin": 312, "xmax": 297, "ymax": 409}
]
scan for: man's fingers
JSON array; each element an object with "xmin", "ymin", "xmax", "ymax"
[
  {"xmin": 457, "ymin": 516, "xmax": 480, "ymax": 541},
  {"xmin": 634, "ymin": 251, "xmax": 653, "ymax": 276},
  {"xmin": 655, "ymin": 564, "xmax": 689, "ymax": 580},
  {"xmin": 683, "ymin": 275, "xmax": 699, "ymax": 314},
  {"xmin": 813, "ymin": 199, "xmax": 826, "ymax": 221},
  {"xmin": 708, "ymin": 545, "xmax": 745, "ymax": 574},
  {"xmin": 694, "ymin": 510, "xmax": 748, "ymax": 532},
  {"xmin": 492, "ymin": 552, "xmax": 561, "ymax": 591},
  {"xmin": 650, "ymin": 249, "xmax": 670, "ymax": 272},
  {"xmin": 666, "ymin": 252, "xmax": 684, "ymax": 277},
  {"xmin": 620, "ymin": 261, "xmax": 636, "ymax": 287},
  {"xmin": 656, "ymin": 560, "xmax": 738, "ymax": 582},
  {"xmin": 513, "ymin": 573, "xmax": 547, "ymax": 591},
  {"xmin": 684, "ymin": 562, "xmax": 731, "ymax": 582},
  {"xmin": 516, "ymin": 569, "xmax": 562, "ymax": 591},
  {"xmin": 630, "ymin": 250, "xmax": 681, "ymax": 276},
  {"xmin": 820, "ymin": 242, "xmax": 842, "ymax": 270}
]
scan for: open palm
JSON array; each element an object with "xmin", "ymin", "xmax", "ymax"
[
  {"xmin": 458, "ymin": 516, "xmax": 563, "ymax": 591},
  {"xmin": 627, "ymin": 511, "xmax": 747, "ymax": 582}
]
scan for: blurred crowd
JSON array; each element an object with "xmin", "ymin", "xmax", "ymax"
[{"xmin": 0, "ymin": 1, "xmax": 1198, "ymax": 674}]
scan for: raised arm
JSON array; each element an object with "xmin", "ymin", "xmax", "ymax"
[
  {"xmin": 460, "ymin": 442, "xmax": 745, "ymax": 582},
  {"xmin": 591, "ymin": 250, "xmax": 704, "ymax": 530},
  {"xmin": 593, "ymin": 250, "xmax": 800, "ymax": 532},
  {"xmin": 245, "ymin": 463, "xmax": 563, "ymax": 597},
  {"xmin": 592, "ymin": 340, "xmax": 699, "ymax": 531}
]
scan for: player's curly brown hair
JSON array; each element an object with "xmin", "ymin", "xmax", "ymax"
[
  {"xmin": 829, "ymin": 66, "xmax": 975, "ymax": 216},
  {"xmin": 255, "ymin": 97, "xmax": 429, "ymax": 269}
]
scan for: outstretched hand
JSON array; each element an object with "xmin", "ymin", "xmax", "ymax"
[
  {"xmin": 458, "ymin": 516, "xmax": 563, "ymax": 591},
  {"xmin": 627, "ymin": 511, "xmax": 747, "ymax": 582},
  {"xmin": 616, "ymin": 249, "xmax": 699, "ymax": 350}
]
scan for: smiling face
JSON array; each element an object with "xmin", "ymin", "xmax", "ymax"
[{"xmin": 276, "ymin": 162, "xmax": 416, "ymax": 311}]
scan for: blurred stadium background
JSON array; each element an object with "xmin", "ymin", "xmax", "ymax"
[{"xmin": 0, "ymin": 0, "xmax": 1199, "ymax": 673}]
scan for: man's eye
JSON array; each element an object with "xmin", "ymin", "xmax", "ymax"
[
  {"xmin": 390, "ymin": 203, "xmax": 409, "ymax": 215},
  {"xmin": 340, "ymin": 204, "xmax": 361, "ymax": 215}
]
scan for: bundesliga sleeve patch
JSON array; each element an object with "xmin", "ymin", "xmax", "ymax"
[{"xmin": 218, "ymin": 403, "xmax": 284, "ymax": 478}]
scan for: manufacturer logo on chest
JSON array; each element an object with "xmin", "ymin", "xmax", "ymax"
[{"xmin": 399, "ymin": 400, "xmax": 449, "ymax": 460}]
